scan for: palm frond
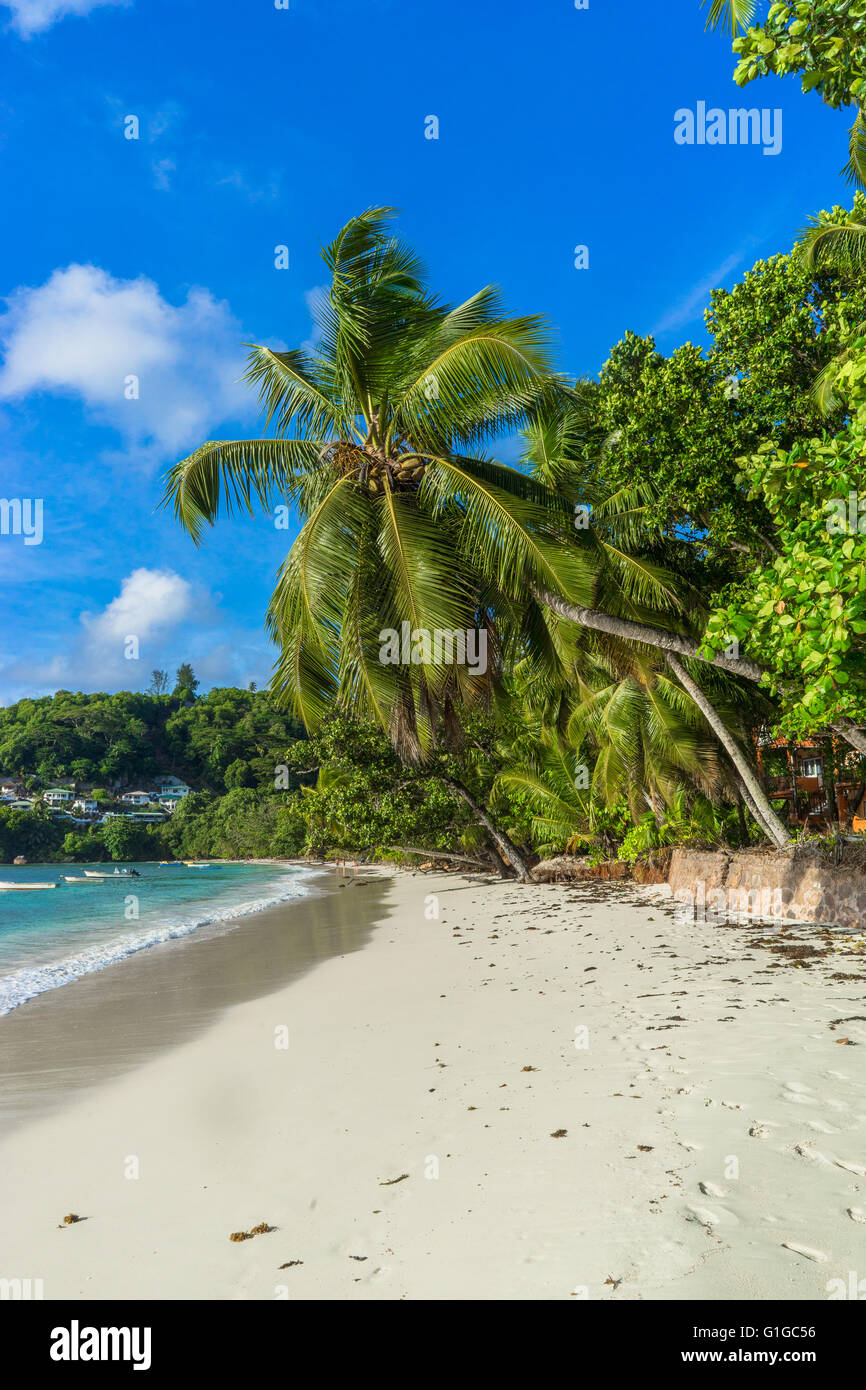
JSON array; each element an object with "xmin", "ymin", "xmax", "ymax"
[
  {"xmin": 793, "ymin": 213, "xmax": 866, "ymax": 274},
  {"xmin": 243, "ymin": 345, "xmax": 351, "ymax": 438},
  {"xmin": 161, "ymin": 438, "xmax": 319, "ymax": 544},
  {"xmin": 702, "ymin": 0, "xmax": 755, "ymax": 35},
  {"xmin": 421, "ymin": 454, "xmax": 595, "ymax": 606},
  {"xmin": 843, "ymin": 110, "xmax": 866, "ymax": 190}
]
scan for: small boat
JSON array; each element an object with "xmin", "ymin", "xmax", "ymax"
[
  {"xmin": 0, "ymin": 880, "xmax": 58, "ymax": 891},
  {"xmin": 158, "ymin": 860, "xmax": 182, "ymax": 866},
  {"xmin": 64, "ymin": 876, "xmax": 104, "ymax": 884},
  {"xmin": 83, "ymin": 868, "xmax": 140, "ymax": 878},
  {"xmin": 183, "ymin": 861, "xmax": 211, "ymax": 868}
]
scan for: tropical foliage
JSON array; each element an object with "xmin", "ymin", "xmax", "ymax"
[{"xmin": 711, "ymin": 0, "xmax": 866, "ymax": 186}]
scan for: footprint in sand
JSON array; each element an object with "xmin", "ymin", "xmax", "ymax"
[
  {"xmin": 847, "ymin": 1207, "xmax": 866, "ymax": 1223},
  {"xmin": 749, "ymin": 1123, "xmax": 771, "ymax": 1139},
  {"xmin": 782, "ymin": 1241, "xmax": 828, "ymax": 1263},
  {"xmin": 793, "ymin": 1143, "xmax": 831, "ymax": 1165},
  {"xmin": 698, "ymin": 1181, "xmax": 726, "ymax": 1198},
  {"xmin": 685, "ymin": 1205, "xmax": 720, "ymax": 1228}
]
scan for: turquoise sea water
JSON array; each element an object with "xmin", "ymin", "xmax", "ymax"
[{"xmin": 0, "ymin": 861, "xmax": 310, "ymax": 1015}]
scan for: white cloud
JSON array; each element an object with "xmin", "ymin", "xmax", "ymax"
[
  {"xmin": 151, "ymin": 157, "xmax": 176, "ymax": 191},
  {"xmin": 650, "ymin": 250, "xmax": 747, "ymax": 337},
  {"xmin": 0, "ymin": 264, "xmax": 252, "ymax": 461},
  {"xmin": 214, "ymin": 168, "xmax": 282, "ymax": 203},
  {"xmin": 81, "ymin": 567, "xmax": 194, "ymax": 646},
  {"xmin": 2, "ymin": 0, "xmax": 128, "ymax": 38},
  {"xmin": 0, "ymin": 568, "xmax": 272, "ymax": 701}
]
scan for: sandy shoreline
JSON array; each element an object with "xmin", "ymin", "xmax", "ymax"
[
  {"xmin": 0, "ymin": 868, "xmax": 378, "ymax": 1130},
  {"xmin": 1, "ymin": 868, "xmax": 865, "ymax": 1300}
]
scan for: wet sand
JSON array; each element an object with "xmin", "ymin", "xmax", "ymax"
[{"xmin": 0, "ymin": 870, "xmax": 388, "ymax": 1130}]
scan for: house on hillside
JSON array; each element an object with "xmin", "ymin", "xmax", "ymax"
[
  {"xmin": 44, "ymin": 788, "xmax": 74, "ymax": 806},
  {"xmin": 0, "ymin": 778, "xmax": 26, "ymax": 799},
  {"xmin": 6, "ymin": 798, "xmax": 34, "ymax": 811},
  {"xmin": 72, "ymin": 797, "xmax": 98, "ymax": 816},
  {"xmin": 154, "ymin": 776, "xmax": 191, "ymax": 801},
  {"xmin": 120, "ymin": 791, "xmax": 152, "ymax": 806}
]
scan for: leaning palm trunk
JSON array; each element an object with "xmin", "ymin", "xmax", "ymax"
[
  {"xmin": 665, "ymin": 655, "xmax": 790, "ymax": 850},
  {"xmin": 534, "ymin": 586, "xmax": 766, "ymax": 681},
  {"xmin": 441, "ymin": 777, "xmax": 534, "ymax": 882},
  {"xmin": 730, "ymin": 765, "xmax": 780, "ymax": 845},
  {"xmin": 536, "ymin": 588, "xmax": 866, "ymax": 760}
]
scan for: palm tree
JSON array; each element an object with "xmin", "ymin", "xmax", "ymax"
[
  {"xmin": 493, "ymin": 728, "xmax": 593, "ymax": 858},
  {"xmin": 565, "ymin": 654, "xmax": 722, "ymax": 820},
  {"xmin": 495, "ymin": 645, "xmax": 766, "ymax": 856},
  {"xmin": 164, "ymin": 208, "xmax": 789, "ymax": 859},
  {"xmin": 518, "ymin": 406, "xmax": 792, "ymax": 848},
  {"xmin": 165, "ymin": 208, "xmax": 600, "ymax": 878}
]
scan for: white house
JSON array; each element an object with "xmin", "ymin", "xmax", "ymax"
[
  {"xmin": 158, "ymin": 796, "xmax": 179, "ymax": 813},
  {"xmin": 0, "ymin": 779, "xmax": 25, "ymax": 798},
  {"xmin": 44, "ymin": 788, "xmax": 74, "ymax": 806},
  {"xmin": 121, "ymin": 791, "xmax": 151, "ymax": 806},
  {"xmin": 7, "ymin": 798, "xmax": 33, "ymax": 811},
  {"xmin": 72, "ymin": 798, "xmax": 98, "ymax": 815},
  {"xmin": 154, "ymin": 776, "xmax": 191, "ymax": 800}
]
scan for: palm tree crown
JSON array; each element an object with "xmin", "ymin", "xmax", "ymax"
[{"xmin": 164, "ymin": 208, "xmax": 598, "ymax": 762}]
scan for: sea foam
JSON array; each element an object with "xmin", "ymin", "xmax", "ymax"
[{"xmin": 0, "ymin": 871, "xmax": 317, "ymax": 1016}]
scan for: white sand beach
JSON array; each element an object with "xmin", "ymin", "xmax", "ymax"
[{"xmin": 1, "ymin": 868, "xmax": 865, "ymax": 1301}]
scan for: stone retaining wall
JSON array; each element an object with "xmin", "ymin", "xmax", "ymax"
[{"xmin": 667, "ymin": 845, "xmax": 866, "ymax": 929}]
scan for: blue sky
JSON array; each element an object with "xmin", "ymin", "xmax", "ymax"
[{"xmin": 0, "ymin": 0, "xmax": 854, "ymax": 705}]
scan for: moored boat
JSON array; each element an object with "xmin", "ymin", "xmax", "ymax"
[
  {"xmin": 83, "ymin": 869, "xmax": 140, "ymax": 878},
  {"xmin": 0, "ymin": 880, "xmax": 58, "ymax": 890}
]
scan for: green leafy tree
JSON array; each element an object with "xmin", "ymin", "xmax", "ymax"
[
  {"xmin": 102, "ymin": 817, "xmax": 148, "ymax": 862},
  {"xmin": 707, "ymin": 0, "xmax": 866, "ymax": 186},
  {"xmin": 224, "ymin": 758, "xmax": 256, "ymax": 790},
  {"xmin": 0, "ymin": 806, "xmax": 65, "ymax": 862},
  {"xmin": 173, "ymin": 663, "xmax": 200, "ymax": 700},
  {"xmin": 703, "ymin": 353, "xmax": 866, "ymax": 742}
]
